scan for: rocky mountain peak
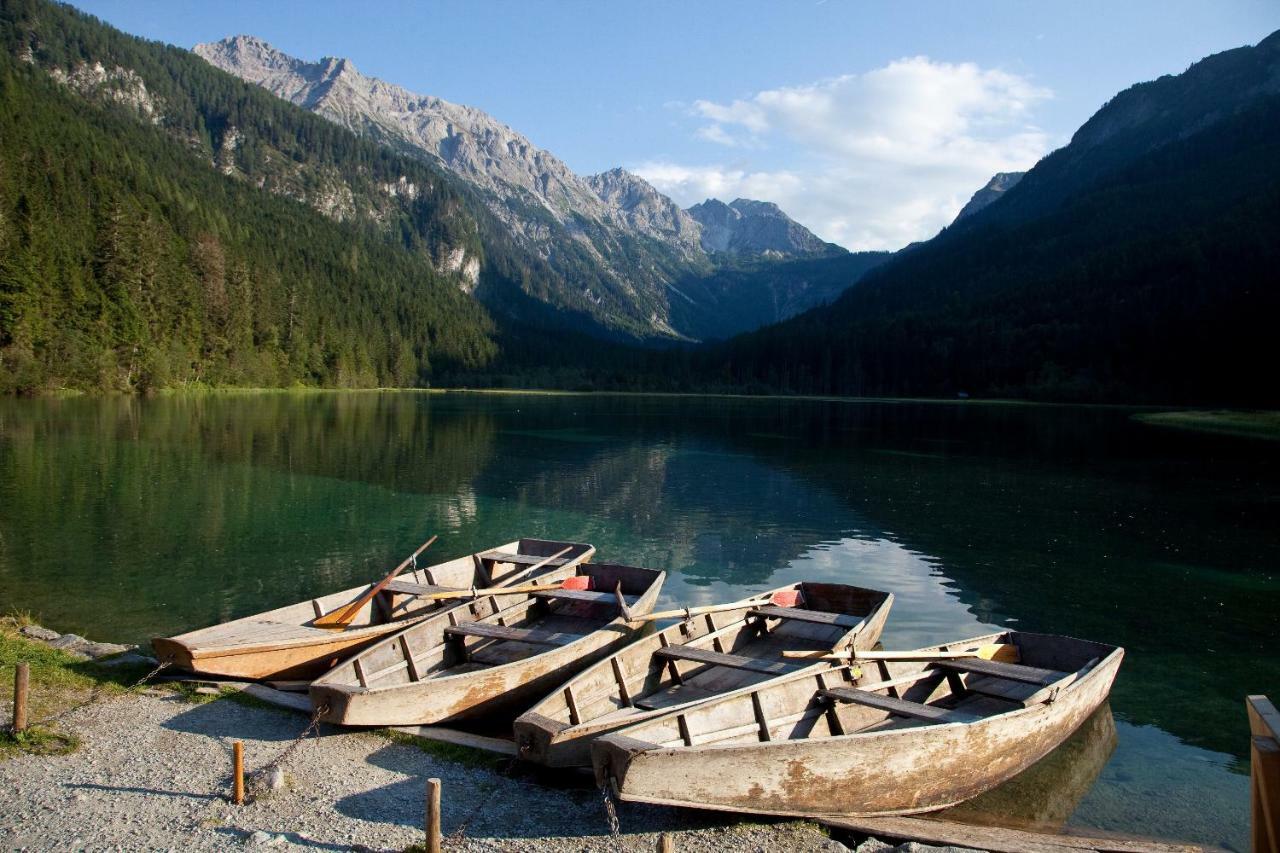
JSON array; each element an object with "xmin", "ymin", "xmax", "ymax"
[
  {"xmin": 952, "ymin": 171, "xmax": 1025, "ymax": 223},
  {"xmin": 586, "ymin": 168, "xmax": 703, "ymax": 256},
  {"xmin": 687, "ymin": 197, "xmax": 843, "ymax": 258}
]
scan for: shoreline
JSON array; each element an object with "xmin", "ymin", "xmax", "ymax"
[
  {"xmin": 1, "ymin": 621, "xmax": 1212, "ymax": 852},
  {"xmin": 9, "ymin": 383, "xmax": 1172, "ymax": 412}
]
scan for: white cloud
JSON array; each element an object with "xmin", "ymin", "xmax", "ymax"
[{"xmin": 636, "ymin": 57, "xmax": 1054, "ymax": 251}]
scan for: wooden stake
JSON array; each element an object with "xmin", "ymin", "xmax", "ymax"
[
  {"xmin": 12, "ymin": 662, "xmax": 29, "ymax": 733},
  {"xmin": 425, "ymin": 777, "xmax": 442, "ymax": 853},
  {"xmin": 657, "ymin": 831, "xmax": 675, "ymax": 852},
  {"xmin": 232, "ymin": 741, "xmax": 245, "ymax": 805}
]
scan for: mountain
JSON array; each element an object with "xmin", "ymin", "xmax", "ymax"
[
  {"xmin": 194, "ymin": 37, "xmax": 859, "ymax": 342},
  {"xmin": 584, "ymin": 168, "xmax": 703, "ymax": 257},
  {"xmin": 673, "ymin": 30, "xmax": 1280, "ymax": 405},
  {"xmin": 0, "ymin": 0, "xmax": 509, "ymax": 393},
  {"xmin": 952, "ymin": 172, "xmax": 1024, "ymax": 222},
  {"xmin": 686, "ymin": 198, "xmax": 844, "ymax": 258}
]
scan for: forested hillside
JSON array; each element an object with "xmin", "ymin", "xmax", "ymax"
[
  {"xmin": 684, "ymin": 32, "xmax": 1280, "ymax": 405},
  {"xmin": 0, "ymin": 0, "xmax": 505, "ymax": 392}
]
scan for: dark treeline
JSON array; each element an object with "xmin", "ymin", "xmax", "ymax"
[
  {"xmin": 2, "ymin": 0, "xmax": 1277, "ymax": 407},
  {"xmin": 689, "ymin": 91, "xmax": 1280, "ymax": 405},
  {"xmin": 0, "ymin": 0, "xmax": 503, "ymax": 393}
]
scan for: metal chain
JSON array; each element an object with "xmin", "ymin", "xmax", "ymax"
[
  {"xmin": 25, "ymin": 659, "xmax": 171, "ymax": 729},
  {"xmin": 253, "ymin": 703, "xmax": 328, "ymax": 775},
  {"xmin": 448, "ymin": 754, "xmax": 518, "ymax": 841},
  {"xmin": 601, "ymin": 783, "xmax": 622, "ymax": 841}
]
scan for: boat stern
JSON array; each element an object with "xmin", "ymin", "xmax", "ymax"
[{"xmin": 513, "ymin": 711, "xmax": 581, "ymax": 766}]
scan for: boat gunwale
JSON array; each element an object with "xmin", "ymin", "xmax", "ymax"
[
  {"xmin": 597, "ymin": 630, "xmax": 1122, "ymax": 754},
  {"xmin": 154, "ymin": 539, "xmax": 595, "ymax": 662}
]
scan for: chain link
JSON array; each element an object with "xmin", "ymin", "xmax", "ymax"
[
  {"xmin": 254, "ymin": 702, "xmax": 327, "ymax": 776},
  {"xmin": 601, "ymin": 783, "xmax": 622, "ymax": 840}
]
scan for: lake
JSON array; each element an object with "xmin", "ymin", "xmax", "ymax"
[{"xmin": 1, "ymin": 390, "xmax": 1275, "ymax": 848}]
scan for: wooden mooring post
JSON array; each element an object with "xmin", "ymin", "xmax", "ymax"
[
  {"xmin": 1248, "ymin": 695, "xmax": 1280, "ymax": 853},
  {"xmin": 657, "ymin": 832, "xmax": 675, "ymax": 852},
  {"xmin": 232, "ymin": 741, "xmax": 245, "ymax": 805},
  {"xmin": 12, "ymin": 662, "xmax": 29, "ymax": 733},
  {"xmin": 425, "ymin": 777, "xmax": 442, "ymax": 853}
]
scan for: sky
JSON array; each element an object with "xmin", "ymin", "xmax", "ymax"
[{"xmin": 71, "ymin": 1, "xmax": 1280, "ymax": 251}]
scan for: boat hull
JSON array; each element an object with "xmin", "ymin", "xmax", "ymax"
[
  {"xmin": 593, "ymin": 639, "xmax": 1122, "ymax": 818},
  {"xmin": 311, "ymin": 563, "xmax": 666, "ymax": 726},
  {"xmin": 516, "ymin": 584, "xmax": 894, "ymax": 768},
  {"xmin": 152, "ymin": 630, "xmax": 397, "ymax": 681}
]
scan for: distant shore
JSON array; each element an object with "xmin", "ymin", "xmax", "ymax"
[
  {"xmin": 15, "ymin": 383, "xmax": 1160, "ymax": 411},
  {"xmin": 1132, "ymin": 410, "xmax": 1280, "ymax": 441}
]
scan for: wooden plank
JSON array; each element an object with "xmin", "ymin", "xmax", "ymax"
[
  {"xmin": 653, "ymin": 645, "xmax": 803, "ymax": 675},
  {"xmin": 384, "ymin": 580, "xmax": 455, "ymax": 597},
  {"xmin": 748, "ymin": 605, "xmax": 865, "ymax": 628},
  {"xmin": 935, "ymin": 657, "xmax": 1065, "ymax": 686},
  {"xmin": 612, "ymin": 656, "xmax": 633, "ymax": 707},
  {"xmin": 820, "ymin": 815, "xmax": 1206, "ymax": 853},
  {"xmin": 532, "ymin": 589, "xmax": 637, "ymax": 605},
  {"xmin": 477, "ymin": 550, "xmax": 573, "ymax": 567},
  {"xmin": 399, "ymin": 635, "xmax": 421, "ymax": 682},
  {"xmin": 444, "ymin": 622, "xmax": 583, "ymax": 647},
  {"xmin": 1253, "ymin": 730, "xmax": 1280, "ymax": 853},
  {"xmin": 964, "ymin": 673, "xmax": 1043, "ymax": 705},
  {"xmin": 390, "ymin": 724, "xmax": 518, "ymax": 756},
  {"xmin": 239, "ymin": 683, "xmax": 314, "ymax": 713},
  {"xmin": 1248, "ymin": 694, "xmax": 1280, "ymax": 738},
  {"xmin": 820, "ymin": 687, "xmax": 980, "ymax": 724}
]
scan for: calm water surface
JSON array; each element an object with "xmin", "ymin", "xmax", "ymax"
[{"xmin": 1, "ymin": 391, "xmax": 1276, "ymax": 848}]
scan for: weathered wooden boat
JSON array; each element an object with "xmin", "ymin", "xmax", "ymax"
[
  {"xmin": 514, "ymin": 582, "xmax": 894, "ymax": 767},
  {"xmin": 309, "ymin": 562, "xmax": 666, "ymax": 725},
  {"xmin": 152, "ymin": 538, "xmax": 594, "ymax": 680},
  {"xmin": 592, "ymin": 630, "xmax": 1123, "ymax": 818}
]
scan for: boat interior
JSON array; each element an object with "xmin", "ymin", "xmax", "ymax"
[
  {"xmin": 324, "ymin": 562, "xmax": 662, "ymax": 690},
  {"xmin": 617, "ymin": 632, "xmax": 1117, "ymax": 749},
  {"xmin": 559, "ymin": 582, "xmax": 891, "ymax": 727},
  {"xmin": 162, "ymin": 539, "xmax": 592, "ymax": 652}
]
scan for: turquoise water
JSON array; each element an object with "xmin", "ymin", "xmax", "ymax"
[{"xmin": 1, "ymin": 391, "xmax": 1275, "ymax": 848}]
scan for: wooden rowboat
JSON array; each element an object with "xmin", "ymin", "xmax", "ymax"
[
  {"xmin": 515, "ymin": 582, "xmax": 894, "ymax": 767},
  {"xmin": 309, "ymin": 562, "xmax": 666, "ymax": 725},
  {"xmin": 592, "ymin": 630, "xmax": 1123, "ymax": 818},
  {"xmin": 152, "ymin": 538, "xmax": 594, "ymax": 680}
]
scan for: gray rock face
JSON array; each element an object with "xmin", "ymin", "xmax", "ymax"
[
  {"xmin": 952, "ymin": 171, "xmax": 1025, "ymax": 223},
  {"xmin": 686, "ymin": 198, "xmax": 843, "ymax": 257},
  {"xmin": 585, "ymin": 168, "xmax": 703, "ymax": 257},
  {"xmin": 197, "ymin": 38, "xmax": 639, "ymax": 243},
  {"xmin": 20, "ymin": 625, "xmax": 60, "ymax": 641}
]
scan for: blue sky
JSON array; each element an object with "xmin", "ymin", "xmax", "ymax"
[{"xmin": 72, "ymin": 1, "xmax": 1280, "ymax": 250}]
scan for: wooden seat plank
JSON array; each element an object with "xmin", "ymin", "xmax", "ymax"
[
  {"xmin": 935, "ymin": 658, "xmax": 1066, "ymax": 686},
  {"xmin": 532, "ymin": 589, "xmax": 638, "ymax": 605},
  {"xmin": 654, "ymin": 645, "xmax": 804, "ymax": 675},
  {"xmin": 477, "ymin": 551, "xmax": 573, "ymax": 567},
  {"xmin": 384, "ymin": 580, "xmax": 456, "ymax": 596},
  {"xmin": 821, "ymin": 687, "xmax": 981, "ymax": 724},
  {"xmin": 960, "ymin": 674, "xmax": 1044, "ymax": 705},
  {"xmin": 748, "ymin": 606, "xmax": 866, "ymax": 628},
  {"xmin": 444, "ymin": 622, "xmax": 583, "ymax": 647}
]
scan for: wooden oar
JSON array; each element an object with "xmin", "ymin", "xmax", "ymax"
[
  {"xmin": 407, "ymin": 580, "xmax": 577, "ymax": 603},
  {"xmin": 781, "ymin": 643, "xmax": 1020, "ymax": 663},
  {"xmin": 502, "ymin": 546, "xmax": 574, "ymax": 584},
  {"xmin": 615, "ymin": 590, "xmax": 784, "ymax": 624},
  {"xmin": 313, "ymin": 535, "xmax": 438, "ymax": 629}
]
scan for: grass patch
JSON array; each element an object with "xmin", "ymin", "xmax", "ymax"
[
  {"xmin": 0, "ymin": 725, "xmax": 80, "ymax": 756},
  {"xmin": 381, "ymin": 728, "xmax": 510, "ymax": 770},
  {"xmin": 1133, "ymin": 410, "xmax": 1280, "ymax": 441}
]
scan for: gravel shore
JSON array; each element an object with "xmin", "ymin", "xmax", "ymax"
[{"xmin": 0, "ymin": 686, "xmax": 888, "ymax": 851}]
